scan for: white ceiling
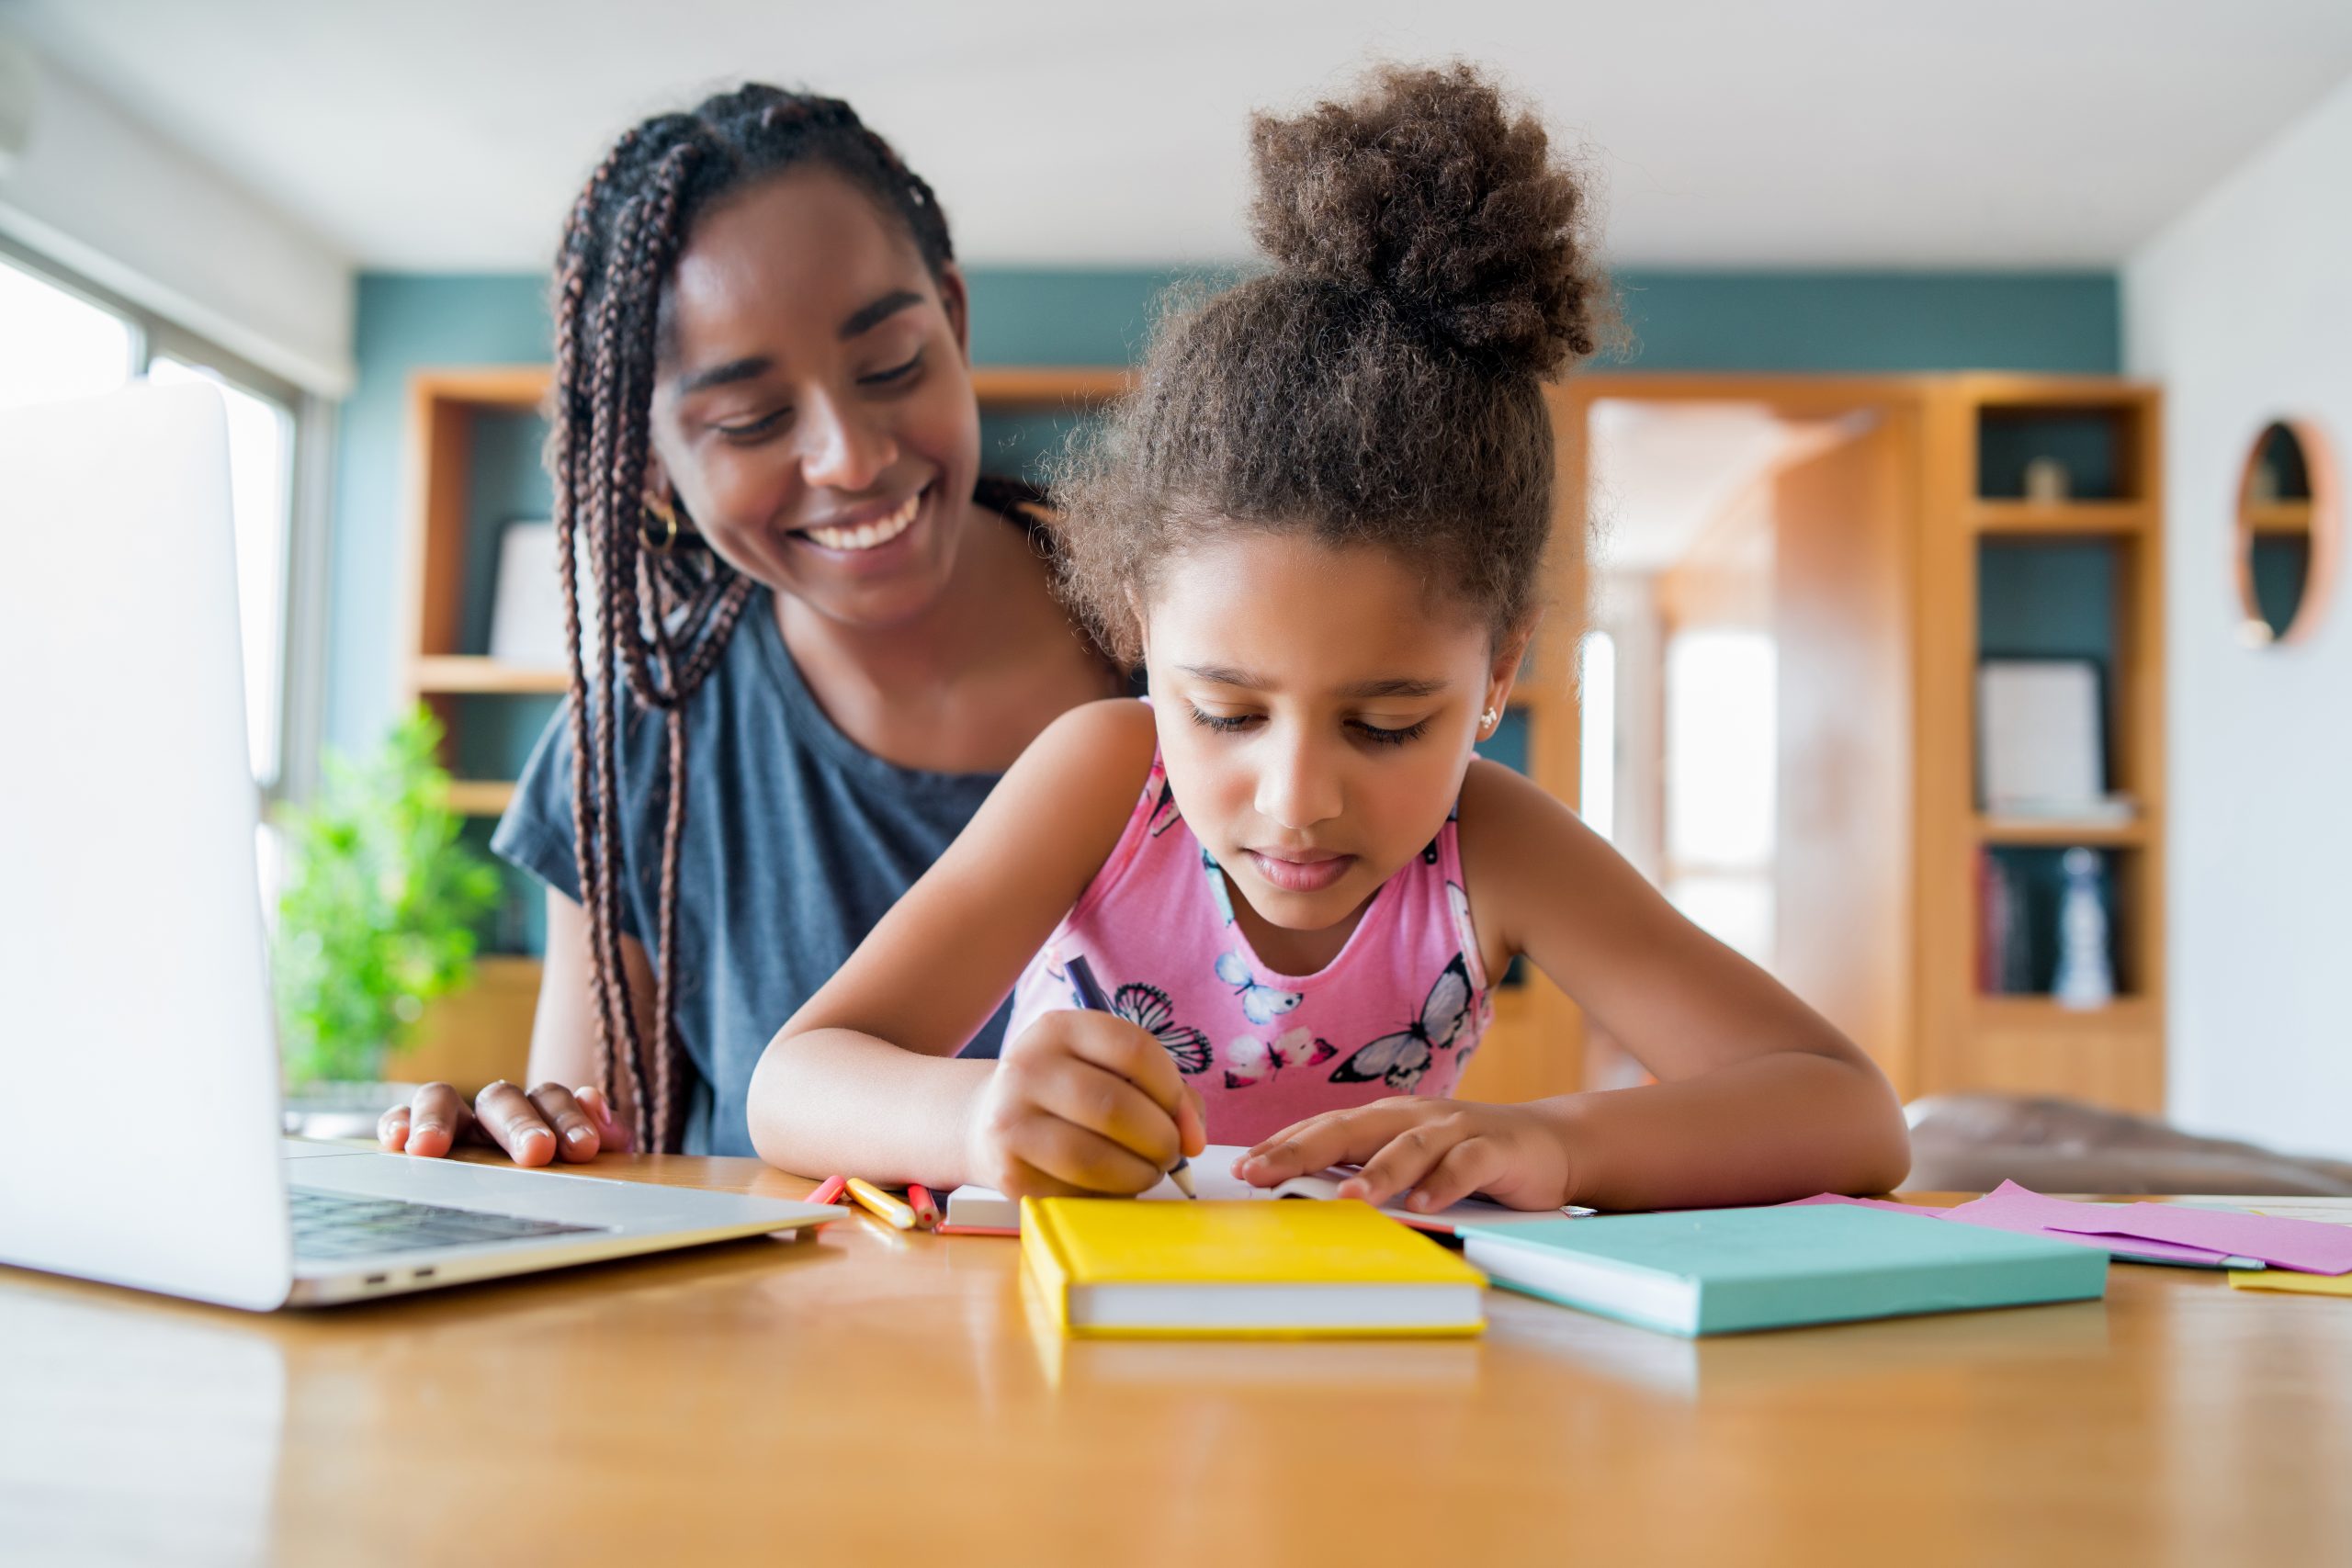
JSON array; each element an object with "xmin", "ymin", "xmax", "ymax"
[{"xmin": 6, "ymin": 0, "xmax": 2352, "ymax": 272}]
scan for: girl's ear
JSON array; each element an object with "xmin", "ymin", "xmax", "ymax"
[{"xmin": 1482, "ymin": 626, "xmax": 1535, "ymax": 735}]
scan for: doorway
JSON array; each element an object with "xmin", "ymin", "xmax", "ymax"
[{"xmin": 1562, "ymin": 378, "xmax": 1922, "ymax": 1096}]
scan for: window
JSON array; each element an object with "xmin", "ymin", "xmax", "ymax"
[
  {"xmin": 1662, "ymin": 628, "xmax": 1777, "ymax": 963},
  {"xmin": 149, "ymin": 358, "xmax": 293, "ymax": 783},
  {"xmin": 0, "ymin": 248, "xmax": 304, "ymax": 792},
  {"xmin": 1577, "ymin": 629, "xmax": 1616, "ymax": 841},
  {"xmin": 0, "ymin": 259, "xmax": 137, "ymax": 410}
]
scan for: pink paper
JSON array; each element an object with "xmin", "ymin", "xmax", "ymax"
[
  {"xmin": 1940, "ymin": 1181, "xmax": 2239, "ymax": 1268},
  {"xmin": 2051, "ymin": 1202, "xmax": 2352, "ymax": 1275},
  {"xmin": 1785, "ymin": 1193, "xmax": 1950, "ymax": 1217}
]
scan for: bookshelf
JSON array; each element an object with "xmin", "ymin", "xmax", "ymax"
[
  {"xmin": 1552, "ymin": 373, "xmax": 2165, "ymax": 1116},
  {"xmin": 1919, "ymin": 376, "xmax": 2165, "ymax": 1113}
]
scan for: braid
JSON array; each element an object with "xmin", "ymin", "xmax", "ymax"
[
  {"xmin": 543, "ymin": 85, "xmax": 964, "ymax": 1152},
  {"xmin": 581, "ymin": 155, "xmax": 654, "ymax": 1143}
]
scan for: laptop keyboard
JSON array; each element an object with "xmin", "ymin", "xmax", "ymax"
[{"xmin": 288, "ymin": 1186, "xmax": 605, "ymax": 1261}]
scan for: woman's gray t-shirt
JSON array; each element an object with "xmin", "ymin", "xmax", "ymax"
[{"xmin": 490, "ymin": 583, "xmax": 1009, "ymax": 1156}]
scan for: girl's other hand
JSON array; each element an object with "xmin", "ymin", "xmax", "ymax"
[
  {"xmin": 1236, "ymin": 1098, "xmax": 1574, "ymax": 1213},
  {"xmin": 377, "ymin": 1081, "xmax": 630, "ymax": 1167},
  {"xmin": 966, "ymin": 1011, "xmax": 1208, "ymax": 1197}
]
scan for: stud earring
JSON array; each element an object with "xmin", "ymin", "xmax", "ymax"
[{"xmin": 1480, "ymin": 706, "xmax": 1498, "ymax": 730}]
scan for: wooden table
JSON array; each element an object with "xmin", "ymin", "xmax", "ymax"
[{"xmin": 5, "ymin": 1157, "xmax": 2348, "ymax": 1566}]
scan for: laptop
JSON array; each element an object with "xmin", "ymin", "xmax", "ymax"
[{"xmin": 0, "ymin": 382, "xmax": 838, "ymax": 1309}]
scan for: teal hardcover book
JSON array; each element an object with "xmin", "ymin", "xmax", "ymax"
[{"xmin": 1457, "ymin": 1204, "xmax": 2107, "ymax": 1337}]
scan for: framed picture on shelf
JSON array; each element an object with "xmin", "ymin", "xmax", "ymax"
[
  {"xmin": 487, "ymin": 520, "xmax": 596, "ymax": 669},
  {"xmin": 1975, "ymin": 658, "xmax": 2122, "ymax": 818}
]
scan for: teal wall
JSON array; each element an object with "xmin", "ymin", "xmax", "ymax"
[
  {"xmin": 325, "ymin": 266, "xmax": 2120, "ymax": 751},
  {"xmin": 1612, "ymin": 271, "xmax": 2118, "ymax": 374}
]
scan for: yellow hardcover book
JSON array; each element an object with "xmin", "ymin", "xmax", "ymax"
[{"xmin": 1019, "ymin": 1196, "xmax": 1486, "ymax": 1339}]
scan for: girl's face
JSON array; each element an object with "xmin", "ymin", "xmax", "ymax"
[
  {"xmin": 648, "ymin": 165, "xmax": 982, "ymax": 631},
  {"xmin": 1143, "ymin": 532, "xmax": 1523, "ymax": 935}
]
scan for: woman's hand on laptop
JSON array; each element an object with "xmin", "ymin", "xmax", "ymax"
[{"xmin": 378, "ymin": 1081, "xmax": 631, "ymax": 1167}]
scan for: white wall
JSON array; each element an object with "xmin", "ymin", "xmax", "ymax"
[
  {"xmin": 0, "ymin": 39, "xmax": 352, "ymax": 394},
  {"xmin": 2125, "ymin": 72, "xmax": 2352, "ymax": 1158}
]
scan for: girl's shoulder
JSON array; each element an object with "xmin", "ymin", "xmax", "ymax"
[
  {"xmin": 1452, "ymin": 754, "xmax": 1609, "ymax": 965},
  {"xmin": 1028, "ymin": 695, "xmax": 1156, "ymax": 774},
  {"xmin": 975, "ymin": 697, "xmax": 1159, "ymax": 851}
]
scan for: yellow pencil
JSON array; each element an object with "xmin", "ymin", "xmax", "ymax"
[{"xmin": 844, "ymin": 1178, "xmax": 918, "ymax": 1231}]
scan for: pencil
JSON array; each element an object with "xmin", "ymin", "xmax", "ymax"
[
  {"xmin": 1065, "ymin": 955, "xmax": 1196, "ymax": 1199},
  {"xmin": 806, "ymin": 1174, "xmax": 849, "ymax": 1207},
  {"xmin": 844, "ymin": 1177, "xmax": 918, "ymax": 1230},
  {"xmin": 907, "ymin": 1182, "xmax": 941, "ymax": 1228}
]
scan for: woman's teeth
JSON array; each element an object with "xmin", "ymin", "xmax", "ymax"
[{"xmin": 803, "ymin": 492, "xmax": 921, "ymax": 552}]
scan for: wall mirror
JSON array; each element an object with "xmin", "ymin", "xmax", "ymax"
[{"xmin": 2234, "ymin": 418, "xmax": 2339, "ymax": 647}]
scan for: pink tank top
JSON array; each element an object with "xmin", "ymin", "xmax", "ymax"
[{"xmin": 1005, "ymin": 751, "xmax": 1494, "ymax": 1145}]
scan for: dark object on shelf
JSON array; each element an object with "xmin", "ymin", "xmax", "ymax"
[
  {"xmin": 1978, "ymin": 408, "xmax": 2128, "ymax": 501},
  {"xmin": 1978, "ymin": 844, "xmax": 2124, "ymax": 997},
  {"xmin": 1906, "ymin": 1094, "xmax": 2352, "ymax": 1197}
]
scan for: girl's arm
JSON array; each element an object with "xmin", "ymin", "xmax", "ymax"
[
  {"xmin": 1242, "ymin": 759, "xmax": 1911, "ymax": 1212},
  {"xmin": 748, "ymin": 698, "xmax": 1201, "ymax": 1190}
]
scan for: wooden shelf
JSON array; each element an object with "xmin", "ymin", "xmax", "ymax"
[
  {"xmin": 1967, "ymin": 500, "xmax": 2154, "ymax": 535},
  {"xmin": 968, "ymin": 367, "xmax": 1132, "ymax": 407},
  {"xmin": 1974, "ymin": 815, "xmax": 2147, "ymax": 848},
  {"xmin": 2245, "ymin": 502, "xmax": 2313, "ymax": 536},
  {"xmin": 1973, "ymin": 994, "xmax": 2158, "ymax": 1031},
  {"xmin": 413, "ymin": 656, "xmax": 570, "ymax": 695},
  {"xmin": 412, "ymin": 366, "xmax": 552, "ymax": 411},
  {"xmin": 447, "ymin": 780, "xmax": 517, "ymax": 818}
]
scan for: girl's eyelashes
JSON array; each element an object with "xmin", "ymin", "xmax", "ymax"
[
  {"xmin": 1186, "ymin": 705, "xmax": 1255, "ymax": 734},
  {"xmin": 1352, "ymin": 718, "xmax": 1428, "ymax": 747},
  {"xmin": 1183, "ymin": 704, "xmax": 1430, "ymax": 747}
]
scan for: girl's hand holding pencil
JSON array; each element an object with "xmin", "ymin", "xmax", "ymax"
[{"xmin": 963, "ymin": 1008, "xmax": 1207, "ymax": 1200}]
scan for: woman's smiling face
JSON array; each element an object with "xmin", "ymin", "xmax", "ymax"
[
  {"xmin": 649, "ymin": 164, "xmax": 983, "ymax": 630},
  {"xmin": 1143, "ymin": 530, "xmax": 1520, "ymax": 937}
]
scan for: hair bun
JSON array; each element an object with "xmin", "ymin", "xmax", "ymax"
[{"xmin": 1247, "ymin": 62, "xmax": 1603, "ymax": 378}]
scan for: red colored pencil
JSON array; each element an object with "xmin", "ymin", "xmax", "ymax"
[
  {"xmin": 807, "ymin": 1174, "xmax": 849, "ymax": 1207},
  {"xmin": 907, "ymin": 1182, "xmax": 941, "ymax": 1229}
]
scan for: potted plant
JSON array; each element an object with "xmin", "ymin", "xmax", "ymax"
[{"xmin": 274, "ymin": 706, "xmax": 502, "ymax": 1134}]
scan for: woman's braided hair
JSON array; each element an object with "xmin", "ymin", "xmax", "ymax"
[{"xmin": 548, "ymin": 84, "xmax": 1003, "ymax": 1152}]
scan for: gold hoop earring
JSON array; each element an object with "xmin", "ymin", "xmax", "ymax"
[{"xmin": 639, "ymin": 492, "xmax": 680, "ymax": 555}]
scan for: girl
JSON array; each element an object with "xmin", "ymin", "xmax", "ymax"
[
  {"xmin": 754, "ymin": 65, "xmax": 1910, "ymax": 1213},
  {"xmin": 379, "ymin": 85, "xmax": 1127, "ymax": 1163}
]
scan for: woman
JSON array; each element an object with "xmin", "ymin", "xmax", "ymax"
[{"xmin": 380, "ymin": 85, "xmax": 1124, "ymax": 1161}]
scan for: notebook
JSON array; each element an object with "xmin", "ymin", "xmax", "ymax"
[
  {"xmin": 1020, "ymin": 1197, "xmax": 1487, "ymax": 1339},
  {"xmin": 1457, "ymin": 1204, "xmax": 2108, "ymax": 1337},
  {"xmin": 944, "ymin": 1143, "xmax": 1590, "ymax": 1235}
]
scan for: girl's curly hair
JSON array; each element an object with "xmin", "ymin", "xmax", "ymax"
[{"xmin": 1052, "ymin": 62, "xmax": 1611, "ymax": 661}]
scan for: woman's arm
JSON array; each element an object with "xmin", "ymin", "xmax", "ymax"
[
  {"xmin": 1243, "ymin": 759, "xmax": 1910, "ymax": 1212},
  {"xmin": 748, "ymin": 699, "xmax": 1196, "ymax": 1190}
]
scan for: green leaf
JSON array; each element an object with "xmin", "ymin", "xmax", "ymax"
[{"xmin": 273, "ymin": 705, "xmax": 502, "ymax": 1089}]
